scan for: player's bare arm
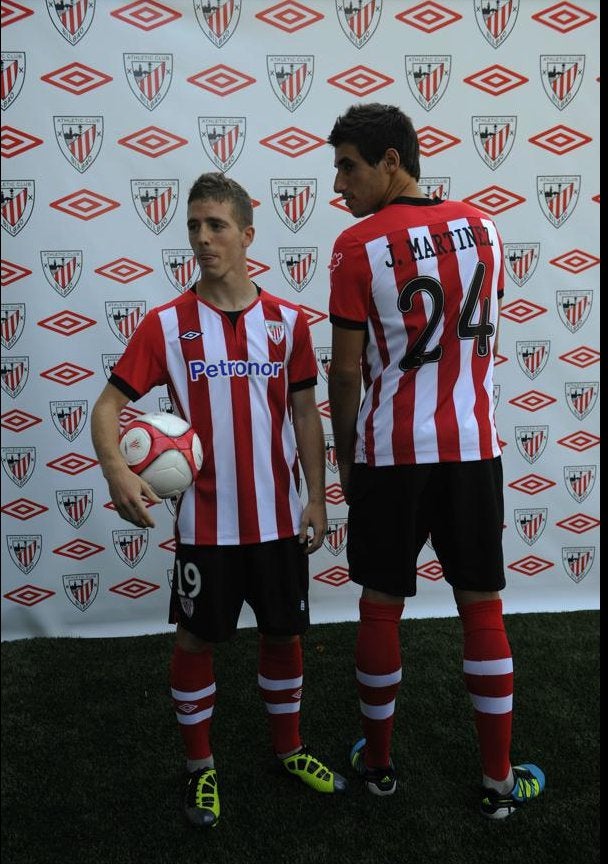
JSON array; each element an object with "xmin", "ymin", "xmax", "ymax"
[
  {"xmin": 290, "ymin": 386, "xmax": 327, "ymax": 553},
  {"xmin": 90, "ymin": 382, "xmax": 161, "ymax": 528}
]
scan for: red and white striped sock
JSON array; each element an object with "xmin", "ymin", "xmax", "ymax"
[
  {"xmin": 170, "ymin": 644, "xmax": 216, "ymax": 770},
  {"xmin": 258, "ymin": 636, "xmax": 303, "ymax": 758}
]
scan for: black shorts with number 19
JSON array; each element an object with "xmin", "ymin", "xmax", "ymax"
[{"xmin": 168, "ymin": 536, "xmax": 310, "ymax": 643}]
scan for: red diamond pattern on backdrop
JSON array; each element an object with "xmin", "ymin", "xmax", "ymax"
[
  {"xmin": 508, "ymin": 555, "xmax": 553, "ymax": 576},
  {"xmin": 46, "ymin": 454, "xmax": 98, "ymax": 475},
  {"xmin": 463, "ymin": 65, "xmax": 528, "ymax": 96},
  {"xmin": 463, "ymin": 186, "xmax": 525, "ymax": 215},
  {"xmin": 317, "ymin": 400, "xmax": 331, "ymax": 419},
  {"xmin": 559, "ymin": 347, "xmax": 600, "ymax": 368},
  {"xmin": 50, "ymin": 190, "xmax": 120, "ymax": 221},
  {"xmin": 500, "ymin": 300, "xmax": 546, "ymax": 324},
  {"xmin": 529, "ymin": 125, "xmax": 592, "ymax": 155},
  {"xmin": 556, "ymin": 514, "xmax": 600, "ymax": 534},
  {"xmin": 259, "ymin": 127, "xmax": 325, "ymax": 158},
  {"xmin": 0, "ymin": 410, "xmax": 42, "ymax": 432},
  {"xmin": 117, "ymin": 126, "xmax": 187, "ymax": 158},
  {"xmin": 3, "ymin": 585, "xmax": 55, "ymax": 607},
  {"xmin": 159, "ymin": 538, "xmax": 176, "ymax": 552},
  {"xmin": 531, "ymin": 2, "xmax": 597, "ymax": 33},
  {"xmin": 119, "ymin": 406, "xmax": 146, "ymax": 428},
  {"xmin": 37, "ymin": 311, "xmax": 96, "ymax": 336},
  {"xmin": 1, "ymin": 260, "xmax": 32, "ymax": 286},
  {"xmin": 255, "ymin": 1, "xmax": 324, "ymax": 32},
  {"xmin": 395, "ymin": 2, "xmax": 462, "ymax": 33},
  {"xmin": 104, "ymin": 498, "xmax": 156, "ymax": 512},
  {"xmin": 300, "ymin": 305, "xmax": 327, "ymax": 327},
  {"xmin": 509, "ymin": 391, "xmax": 557, "ymax": 412},
  {"xmin": 1, "ymin": 126, "xmax": 43, "ymax": 158},
  {"xmin": 53, "ymin": 540, "xmax": 104, "ymax": 560},
  {"xmin": 494, "ymin": 353, "xmax": 508, "ymax": 366},
  {"xmin": 109, "ymin": 578, "xmax": 159, "ymax": 598},
  {"xmin": 40, "ymin": 362, "xmax": 94, "ymax": 386},
  {"xmin": 1, "ymin": 1, "xmax": 34, "ymax": 27},
  {"xmin": 416, "ymin": 126, "xmax": 460, "ymax": 157},
  {"xmin": 417, "ymin": 560, "xmax": 444, "ymax": 581},
  {"xmin": 508, "ymin": 475, "xmax": 556, "ymax": 495},
  {"xmin": 313, "ymin": 566, "xmax": 350, "ymax": 588},
  {"xmin": 246, "ymin": 259, "xmax": 270, "ymax": 278},
  {"xmin": 110, "ymin": 0, "xmax": 182, "ymax": 30},
  {"xmin": 327, "ymin": 66, "xmax": 394, "ymax": 97},
  {"xmin": 95, "ymin": 259, "xmax": 153, "ymax": 283},
  {"xmin": 549, "ymin": 249, "xmax": 600, "ymax": 273},
  {"xmin": 40, "ymin": 63, "xmax": 113, "ymax": 95},
  {"xmin": 1, "ymin": 499, "xmax": 48, "ymax": 520},
  {"xmin": 557, "ymin": 431, "xmax": 600, "ymax": 452},
  {"xmin": 329, "ymin": 196, "xmax": 350, "ymax": 212},
  {"xmin": 325, "ymin": 483, "xmax": 345, "ymax": 506},
  {"xmin": 187, "ymin": 66, "xmax": 256, "ymax": 97}
]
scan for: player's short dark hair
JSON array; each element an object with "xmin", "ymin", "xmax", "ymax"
[
  {"xmin": 328, "ymin": 103, "xmax": 421, "ymax": 180},
  {"xmin": 187, "ymin": 172, "xmax": 253, "ymax": 229}
]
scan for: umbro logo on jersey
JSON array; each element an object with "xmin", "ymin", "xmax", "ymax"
[{"xmin": 180, "ymin": 331, "xmax": 203, "ymax": 340}]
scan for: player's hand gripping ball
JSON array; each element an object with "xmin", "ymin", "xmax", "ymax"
[{"xmin": 119, "ymin": 412, "xmax": 203, "ymax": 499}]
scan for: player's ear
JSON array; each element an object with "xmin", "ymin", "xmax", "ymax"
[
  {"xmin": 384, "ymin": 148, "xmax": 400, "ymax": 172},
  {"xmin": 243, "ymin": 225, "xmax": 255, "ymax": 248}
]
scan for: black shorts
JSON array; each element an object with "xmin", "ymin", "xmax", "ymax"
[
  {"xmin": 346, "ymin": 459, "xmax": 505, "ymax": 597},
  {"xmin": 168, "ymin": 536, "xmax": 310, "ymax": 642}
]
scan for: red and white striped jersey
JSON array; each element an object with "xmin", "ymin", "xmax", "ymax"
[
  {"xmin": 110, "ymin": 288, "xmax": 317, "ymax": 545},
  {"xmin": 329, "ymin": 197, "xmax": 504, "ymax": 465}
]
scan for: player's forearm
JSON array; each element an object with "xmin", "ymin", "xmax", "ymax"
[
  {"xmin": 90, "ymin": 395, "xmax": 129, "ymax": 480},
  {"xmin": 328, "ymin": 370, "xmax": 361, "ymax": 468}
]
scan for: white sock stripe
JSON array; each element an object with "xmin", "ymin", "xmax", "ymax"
[
  {"xmin": 175, "ymin": 706, "xmax": 214, "ymax": 725},
  {"xmin": 359, "ymin": 699, "xmax": 396, "ymax": 720},
  {"xmin": 470, "ymin": 693, "xmax": 513, "ymax": 714},
  {"xmin": 257, "ymin": 674, "xmax": 303, "ymax": 691},
  {"xmin": 355, "ymin": 667, "xmax": 402, "ymax": 687},
  {"xmin": 264, "ymin": 702, "xmax": 301, "ymax": 714},
  {"xmin": 171, "ymin": 682, "xmax": 216, "ymax": 701},
  {"xmin": 463, "ymin": 658, "xmax": 513, "ymax": 676}
]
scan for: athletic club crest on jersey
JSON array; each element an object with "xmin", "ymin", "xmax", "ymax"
[
  {"xmin": 1, "ymin": 447, "xmax": 35, "ymax": 488},
  {"xmin": 271, "ymin": 179, "xmax": 316, "ymax": 233},
  {"xmin": 50, "ymin": 400, "xmax": 88, "ymax": 441},
  {"xmin": 279, "ymin": 247, "xmax": 317, "ymax": 292},
  {"xmin": 324, "ymin": 519, "xmax": 348, "ymax": 556},
  {"xmin": 46, "ymin": 0, "xmax": 95, "ymax": 45},
  {"xmin": 102, "ymin": 353, "xmax": 122, "ymax": 380},
  {"xmin": 1, "ymin": 180, "xmax": 34, "ymax": 236},
  {"xmin": 472, "ymin": 117, "xmax": 516, "ymax": 170},
  {"xmin": 1, "ymin": 304, "xmax": 25, "ymax": 350},
  {"xmin": 56, "ymin": 489, "xmax": 93, "ymax": 528},
  {"xmin": 563, "ymin": 465, "xmax": 596, "ymax": 504},
  {"xmin": 515, "ymin": 426, "xmax": 548, "ymax": 464},
  {"xmin": 162, "ymin": 249, "xmax": 199, "ymax": 294},
  {"xmin": 194, "ymin": 0, "xmax": 241, "ymax": 47},
  {"xmin": 324, "ymin": 435, "xmax": 338, "ymax": 473},
  {"xmin": 556, "ymin": 290, "xmax": 592, "ymax": 333},
  {"xmin": 562, "ymin": 546, "xmax": 594, "ymax": 583},
  {"xmin": 63, "ymin": 573, "xmax": 99, "ymax": 611},
  {"xmin": 131, "ymin": 180, "xmax": 179, "ymax": 235},
  {"xmin": 565, "ymin": 382, "xmax": 598, "ymax": 421},
  {"xmin": 419, "ymin": 177, "xmax": 450, "ymax": 201},
  {"xmin": 315, "ymin": 347, "xmax": 331, "ymax": 382},
  {"xmin": 514, "ymin": 508, "xmax": 547, "ymax": 545},
  {"xmin": 123, "ymin": 53, "xmax": 173, "ymax": 111},
  {"xmin": 198, "ymin": 118, "xmax": 245, "ymax": 173},
  {"xmin": 54, "ymin": 116, "xmax": 103, "ymax": 173},
  {"xmin": 516, "ymin": 341, "xmax": 550, "ymax": 380},
  {"xmin": 336, "ymin": 0, "xmax": 382, "ymax": 48},
  {"xmin": 1, "ymin": 356, "xmax": 29, "ymax": 398},
  {"xmin": 41, "ymin": 250, "xmax": 83, "ymax": 297},
  {"xmin": 106, "ymin": 302, "xmax": 146, "ymax": 345},
  {"xmin": 7, "ymin": 534, "xmax": 41, "ymax": 574},
  {"xmin": 112, "ymin": 529, "xmax": 148, "ymax": 568},
  {"xmin": 1, "ymin": 52, "xmax": 26, "ymax": 110},
  {"xmin": 540, "ymin": 55, "xmax": 584, "ymax": 110},
  {"xmin": 537, "ymin": 176, "xmax": 580, "ymax": 228},
  {"xmin": 474, "ymin": 0, "xmax": 519, "ymax": 48},
  {"xmin": 503, "ymin": 243, "xmax": 540, "ymax": 287},
  {"xmin": 405, "ymin": 56, "xmax": 451, "ymax": 111},
  {"xmin": 264, "ymin": 320, "xmax": 285, "ymax": 345},
  {"xmin": 267, "ymin": 55, "xmax": 314, "ymax": 112}
]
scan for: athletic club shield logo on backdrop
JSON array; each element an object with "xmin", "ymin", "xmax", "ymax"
[
  {"xmin": 516, "ymin": 341, "xmax": 550, "ymax": 379},
  {"xmin": 514, "ymin": 508, "xmax": 547, "ymax": 545},
  {"xmin": 537, "ymin": 176, "xmax": 580, "ymax": 228},
  {"xmin": 540, "ymin": 55, "xmax": 584, "ymax": 110},
  {"xmin": 1, "ymin": 447, "xmax": 36, "ymax": 488},
  {"xmin": 1, "ymin": 304, "xmax": 25, "ymax": 350},
  {"xmin": 1, "ymin": 356, "xmax": 29, "ymax": 398},
  {"xmin": 562, "ymin": 547, "xmax": 594, "ymax": 583},
  {"xmin": 198, "ymin": 118, "xmax": 245, "ymax": 172},
  {"xmin": 131, "ymin": 180, "xmax": 179, "ymax": 235},
  {"xmin": 324, "ymin": 519, "xmax": 348, "ymax": 556},
  {"xmin": 271, "ymin": 179, "xmax": 316, "ymax": 232},
  {"xmin": 267, "ymin": 55, "xmax": 314, "ymax": 111},
  {"xmin": 56, "ymin": 489, "xmax": 93, "ymax": 529},
  {"xmin": 54, "ymin": 116, "xmax": 103, "ymax": 173},
  {"xmin": 50, "ymin": 400, "xmax": 88, "ymax": 441},
  {"xmin": 46, "ymin": 0, "xmax": 96, "ymax": 45},
  {"xmin": 515, "ymin": 426, "xmax": 548, "ymax": 464},
  {"xmin": 472, "ymin": 117, "xmax": 516, "ymax": 170},
  {"xmin": 474, "ymin": 0, "xmax": 519, "ymax": 48},
  {"xmin": 123, "ymin": 53, "xmax": 173, "ymax": 110},
  {"xmin": 279, "ymin": 247, "xmax": 317, "ymax": 292},
  {"xmin": 315, "ymin": 347, "xmax": 331, "ymax": 382},
  {"xmin": 7, "ymin": 534, "xmax": 42, "ymax": 574},
  {"xmin": 41, "ymin": 251, "xmax": 83, "ymax": 297},
  {"xmin": 324, "ymin": 435, "xmax": 338, "ymax": 473},
  {"xmin": 102, "ymin": 353, "xmax": 122, "ymax": 380},
  {"xmin": 162, "ymin": 249, "xmax": 199, "ymax": 294},
  {"xmin": 63, "ymin": 573, "xmax": 99, "ymax": 611},
  {"xmin": 405, "ymin": 56, "xmax": 451, "ymax": 111},
  {"xmin": 194, "ymin": 0, "xmax": 241, "ymax": 46},
  {"xmin": 1, "ymin": 180, "xmax": 34, "ymax": 236},
  {"xmin": 419, "ymin": 177, "xmax": 450, "ymax": 201},
  {"xmin": 336, "ymin": 0, "xmax": 382, "ymax": 48},
  {"xmin": 105, "ymin": 302, "xmax": 146, "ymax": 345},
  {"xmin": 1, "ymin": 52, "xmax": 26, "ymax": 110},
  {"xmin": 112, "ymin": 529, "xmax": 148, "ymax": 568},
  {"xmin": 564, "ymin": 382, "xmax": 598, "ymax": 421},
  {"xmin": 556, "ymin": 290, "xmax": 592, "ymax": 333},
  {"xmin": 503, "ymin": 243, "xmax": 540, "ymax": 287},
  {"xmin": 563, "ymin": 465, "xmax": 596, "ymax": 504}
]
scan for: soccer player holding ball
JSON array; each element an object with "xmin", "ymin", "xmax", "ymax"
[
  {"xmin": 91, "ymin": 172, "xmax": 346, "ymax": 829},
  {"xmin": 326, "ymin": 103, "xmax": 544, "ymax": 818}
]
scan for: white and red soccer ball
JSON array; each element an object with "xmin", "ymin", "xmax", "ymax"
[{"xmin": 119, "ymin": 412, "xmax": 203, "ymax": 499}]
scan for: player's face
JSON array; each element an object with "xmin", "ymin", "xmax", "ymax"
[
  {"xmin": 333, "ymin": 143, "xmax": 392, "ymax": 218},
  {"xmin": 187, "ymin": 198, "xmax": 253, "ymax": 281}
]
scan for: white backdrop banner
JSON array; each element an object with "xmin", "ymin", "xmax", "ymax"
[{"xmin": 0, "ymin": 0, "xmax": 600, "ymax": 640}]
